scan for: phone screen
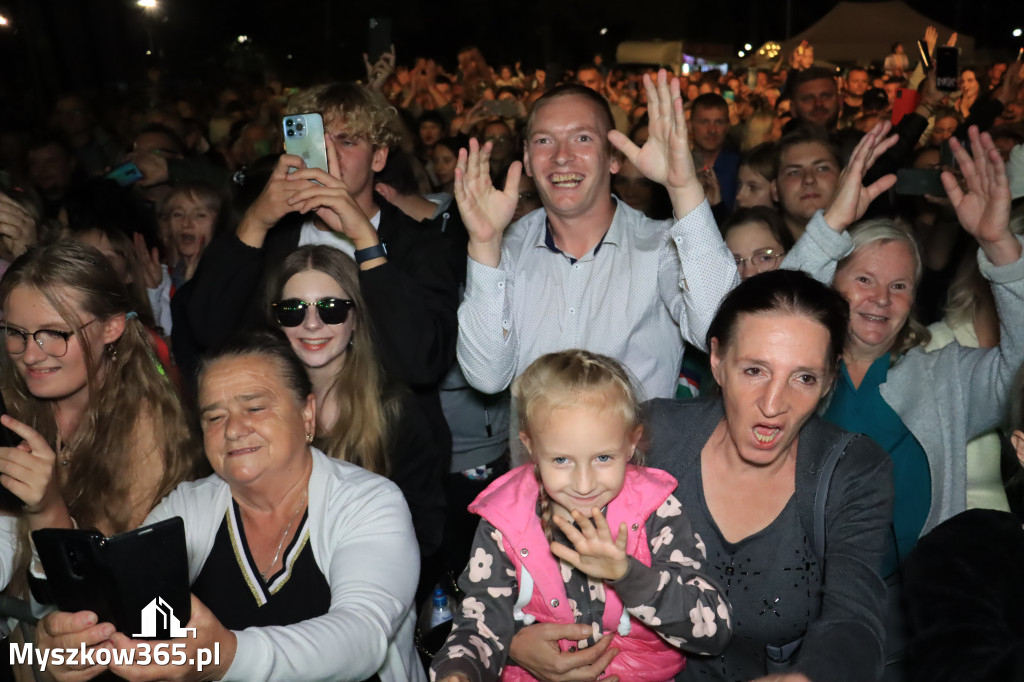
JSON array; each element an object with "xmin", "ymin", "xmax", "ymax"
[{"xmin": 935, "ymin": 47, "xmax": 959, "ymax": 91}]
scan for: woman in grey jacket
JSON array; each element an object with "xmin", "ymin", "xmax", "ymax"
[{"xmin": 783, "ymin": 122, "xmax": 1024, "ymax": 566}]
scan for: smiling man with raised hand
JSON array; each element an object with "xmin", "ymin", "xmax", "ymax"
[{"xmin": 454, "ymin": 70, "xmax": 738, "ymax": 404}]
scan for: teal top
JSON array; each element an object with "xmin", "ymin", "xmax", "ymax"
[{"xmin": 823, "ymin": 354, "xmax": 930, "ymax": 577}]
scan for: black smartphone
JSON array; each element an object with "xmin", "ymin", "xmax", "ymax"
[
  {"xmin": 894, "ymin": 168, "xmax": 946, "ymax": 197},
  {"xmin": 366, "ymin": 17, "xmax": 392, "ymax": 64},
  {"xmin": 916, "ymin": 40, "xmax": 932, "ymax": 71},
  {"xmin": 0, "ymin": 392, "xmax": 27, "ymax": 512},
  {"xmin": 935, "ymin": 46, "xmax": 959, "ymax": 92},
  {"xmin": 33, "ymin": 517, "xmax": 191, "ymax": 638}
]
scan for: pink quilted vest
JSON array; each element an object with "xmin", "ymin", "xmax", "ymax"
[{"xmin": 469, "ymin": 464, "xmax": 687, "ymax": 682}]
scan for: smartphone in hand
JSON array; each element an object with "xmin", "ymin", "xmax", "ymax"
[
  {"xmin": 935, "ymin": 47, "xmax": 959, "ymax": 92},
  {"xmin": 282, "ymin": 113, "xmax": 328, "ymax": 173}
]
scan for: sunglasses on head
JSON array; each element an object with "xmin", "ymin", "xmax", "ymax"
[{"xmin": 272, "ymin": 298, "xmax": 355, "ymax": 327}]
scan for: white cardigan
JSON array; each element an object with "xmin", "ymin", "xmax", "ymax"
[{"xmin": 145, "ymin": 447, "xmax": 426, "ymax": 682}]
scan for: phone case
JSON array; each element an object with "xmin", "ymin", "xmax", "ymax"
[
  {"xmin": 105, "ymin": 162, "xmax": 143, "ymax": 188},
  {"xmin": 283, "ymin": 113, "xmax": 328, "ymax": 173},
  {"xmin": 891, "ymin": 89, "xmax": 920, "ymax": 126},
  {"xmin": 33, "ymin": 517, "xmax": 191, "ymax": 638}
]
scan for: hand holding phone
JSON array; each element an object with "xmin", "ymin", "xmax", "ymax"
[{"xmin": 935, "ymin": 46, "xmax": 959, "ymax": 92}]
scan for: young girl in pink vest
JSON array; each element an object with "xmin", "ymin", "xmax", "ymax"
[{"xmin": 432, "ymin": 350, "xmax": 732, "ymax": 682}]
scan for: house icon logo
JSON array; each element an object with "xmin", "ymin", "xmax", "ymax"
[{"xmin": 133, "ymin": 597, "xmax": 196, "ymax": 639}]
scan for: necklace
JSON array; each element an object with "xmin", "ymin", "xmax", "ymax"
[{"xmin": 261, "ymin": 489, "xmax": 308, "ymax": 581}]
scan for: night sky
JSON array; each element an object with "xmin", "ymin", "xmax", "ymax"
[{"xmin": 0, "ymin": 0, "xmax": 1020, "ymax": 110}]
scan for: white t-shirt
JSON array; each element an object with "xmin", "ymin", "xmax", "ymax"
[{"xmin": 297, "ymin": 211, "xmax": 381, "ymax": 258}]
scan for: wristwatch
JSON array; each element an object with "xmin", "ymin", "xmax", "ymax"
[{"xmin": 354, "ymin": 242, "xmax": 388, "ymax": 264}]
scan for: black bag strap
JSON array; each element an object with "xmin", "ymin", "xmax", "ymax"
[{"xmin": 813, "ymin": 432, "xmax": 858, "ymax": 560}]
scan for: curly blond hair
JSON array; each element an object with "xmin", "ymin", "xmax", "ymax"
[{"xmin": 285, "ymin": 82, "xmax": 402, "ymax": 148}]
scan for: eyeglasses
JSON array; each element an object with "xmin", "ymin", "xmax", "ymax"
[
  {"xmin": 271, "ymin": 298, "xmax": 355, "ymax": 327},
  {"xmin": 4, "ymin": 320, "xmax": 97, "ymax": 357},
  {"xmin": 734, "ymin": 248, "xmax": 785, "ymax": 272}
]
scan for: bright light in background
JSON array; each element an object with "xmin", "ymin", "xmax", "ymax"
[
  {"xmin": 237, "ymin": 35, "xmax": 249, "ymax": 44},
  {"xmin": 738, "ymin": 50, "xmax": 745, "ymax": 57},
  {"xmin": 744, "ymin": 43, "xmax": 752, "ymax": 50},
  {"xmin": 599, "ymin": 27, "xmax": 608, "ymax": 35},
  {"xmin": 137, "ymin": 0, "xmax": 157, "ymax": 8},
  {"xmin": 146, "ymin": 50, "xmax": 152, "ymax": 55},
  {"xmin": 682, "ymin": 63, "xmax": 690, "ymax": 75},
  {"xmin": 1014, "ymin": 28, "xmax": 1022, "ymax": 37},
  {"xmin": 0, "ymin": 15, "xmax": 8, "ymax": 26}
]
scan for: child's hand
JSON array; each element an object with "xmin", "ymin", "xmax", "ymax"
[{"xmin": 550, "ymin": 509, "xmax": 629, "ymax": 582}]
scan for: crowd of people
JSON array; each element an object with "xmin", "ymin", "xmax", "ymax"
[{"xmin": 0, "ymin": 20, "xmax": 1022, "ymax": 682}]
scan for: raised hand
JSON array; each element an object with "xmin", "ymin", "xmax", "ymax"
[
  {"xmin": 549, "ymin": 508, "xmax": 629, "ymax": 582},
  {"xmin": 609, "ymin": 69, "xmax": 704, "ymax": 217},
  {"xmin": 132, "ymin": 233, "xmax": 163, "ymax": 289},
  {"xmin": 0, "ymin": 414, "xmax": 70, "ymax": 530},
  {"xmin": 236, "ymin": 154, "xmax": 304, "ymax": 247},
  {"xmin": 363, "ymin": 45, "xmax": 396, "ymax": 92},
  {"xmin": 942, "ymin": 126, "xmax": 1019, "ymax": 266},
  {"xmin": 924, "ymin": 26, "xmax": 938, "ymax": 59},
  {"xmin": 0, "ymin": 192, "xmax": 38, "ymax": 260},
  {"xmin": 454, "ymin": 137, "xmax": 522, "ymax": 267},
  {"xmin": 822, "ymin": 120, "xmax": 899, "ymax": 233}
]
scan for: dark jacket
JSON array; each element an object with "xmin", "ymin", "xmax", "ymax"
[
  {"xmin": 903, "ymin": 508, "xmax": 1024, "ymax": 682},
  {"xmin": 642, "ymin": 397, "xmax": 894, "ymax": 682}
]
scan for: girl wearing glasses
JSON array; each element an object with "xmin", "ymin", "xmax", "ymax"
[
  {"xmin": 722, "ymin": 206, "xmax": 794, "ymax": 281},
  {"xmin": 267, "ymin": 244, "xmax": 445, "ymax": 561},
  {"xmin": 0, "ymin": 241, "xmax": 201, "ymax": 535}
]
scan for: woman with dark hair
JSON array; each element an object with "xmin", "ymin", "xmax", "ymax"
[{"xmin": 509, "ymin": 269, "xmax": 894, "ymax": 682}]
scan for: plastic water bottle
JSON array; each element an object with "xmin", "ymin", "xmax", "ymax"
[{"xmin": 428, "ymin": 586, "xmax": 453, "ymax": 629}]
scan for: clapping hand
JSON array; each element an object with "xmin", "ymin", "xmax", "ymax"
[
  {"xmin": 822, "ymin": 121, "xmax": 899, "ymax": 233},
  {"xmin": 942, "ymin": 125, "xmax": 1019, "ymax": 266},
  {"xmin": 609, "ymin": 69, "xmax": 704, "ymax": 217},
  {"xmin": 453, "ymin": 137, "xmax": 522, "ymax": 267},
  {"xmin": 549, "ymin": 508, "xmax": 629, "ymax": 582}
]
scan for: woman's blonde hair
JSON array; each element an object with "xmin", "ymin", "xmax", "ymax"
[
  {"xmin": 0, "ymin": 241, "xmax": 201, "ymax": 532},
  {"xmin": 837, "ymin": 218, "xmax": 931, "ymax": 356},
  {"xmin": 512, "ymin": 350, "xmax": 643, "ymax": 540},
  {"xmin": 266, "ymin": 245, "xmax": 397, "ymax": 476}
]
